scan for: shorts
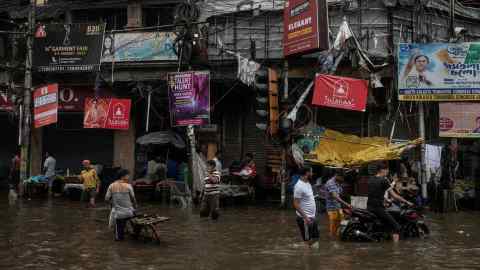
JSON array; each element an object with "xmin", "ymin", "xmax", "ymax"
[
  {"xmin": 81, "ymin": 188, "xmax": 97, "ymax": 201},
  {"xmin": 327, "ymin": 209, "xmax": 344, "ymax": 235},
  {"xmin": 296, "ymin": 216, "xmax": 319, "ymax": 241},
  {"xmin": 368, "ymin": 207, "xmax": 401, "ymax": 234}
]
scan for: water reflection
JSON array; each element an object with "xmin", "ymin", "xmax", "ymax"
[{"xmin": 1, "ymin": 195, "xmax": 479, "ymax": 270}]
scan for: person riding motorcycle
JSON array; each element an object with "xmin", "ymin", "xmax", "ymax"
[{"xmin": 368, "ymin": 163, "xmax": 414, "ymax": 242}]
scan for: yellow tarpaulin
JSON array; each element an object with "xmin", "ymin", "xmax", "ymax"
[{"xmin": 306, "ymin": 129, "xmax": 423, "ymax": 168}]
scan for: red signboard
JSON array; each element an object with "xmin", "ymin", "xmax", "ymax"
[
  {"xmin": 312, "ymin": 74, "xmax": 368, "ymax": 112},
  {"xmin": 283, "ymin": 0, "xmax": 329, "ymax": 57},
  {"xmin": 34, "ymin": 84, "xmax": 59, "ymax": 128},
  {"xmin": 0, "ymin": 85, "xmax": 111, "ymax": 112},
  {"xmin": 83, "ymin": 98, "xmax": 131, "ymax": 130}
]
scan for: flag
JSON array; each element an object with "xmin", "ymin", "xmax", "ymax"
[{"xmin": 312, "ymin": 74, "xmax": 368, "ymax": 112}]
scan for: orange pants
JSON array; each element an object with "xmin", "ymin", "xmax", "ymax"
[{"xmin": 327, "ymin": 209, "xmax": 344, "ymax": 237}]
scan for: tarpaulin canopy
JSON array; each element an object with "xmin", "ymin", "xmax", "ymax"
[
  {"xmin": 136, "ymin": 131, "xmax": 186, "ymax": 149},
  {"xmin": 305, "ymin": 129, "xmax": 423, "ymax": 168}
]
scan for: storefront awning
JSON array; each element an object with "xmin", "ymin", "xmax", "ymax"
[{"xmin": 136, "ymin": 131, "xmax": 186, "ymax": 149}]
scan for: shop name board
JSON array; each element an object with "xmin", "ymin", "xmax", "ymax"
[
  {"xmin": 33, "ymin": 23, "xmax": 105, "ymax": 73},
  {"xmin": 283, "ymin": 0, "xmax": 328, "ymax": 57},
  {"xmin": 398, "ymin": 42, "xmax": 480, "ymax": 101}
]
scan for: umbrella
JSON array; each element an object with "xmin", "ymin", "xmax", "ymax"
[{"xmin": 136, "ymin": 131, "xmax": 186, "ymax": 149}]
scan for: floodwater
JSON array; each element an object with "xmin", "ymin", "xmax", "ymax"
[{"xmin": 1, "ymin": 195, "xmax": 480, "ymax": 270}]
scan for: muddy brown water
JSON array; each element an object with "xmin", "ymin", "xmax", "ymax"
[{"xmin": 1, "ymin": 196, "xmax": 479, "ymax": 270}]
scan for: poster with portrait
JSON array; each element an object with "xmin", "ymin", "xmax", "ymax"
[
  {"xmin": 398, "ymin": 43, "xmax": 480, "ymax": 101},
  {"xmin": 439, "ymin": 103, "xmax": 480, "ymax": 138},
  {"xmin": 83, "ymin": 98, "xmax": 131, "ymax": 130},
  {"xmin": 101, "ymin": 32, "xmax": 177, "ymax": 62},
  {"xmin": 33, "ymin": 23, "xmax": 105, "ymax": 72},
  {"xmin": 168, "ymin": 71, "xmax": 210, "ymax": 126}
]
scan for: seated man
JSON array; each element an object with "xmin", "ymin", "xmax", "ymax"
[
  {"xmin": 239, "ymin": 153, "xmax": 257, "ymax": 196},
  {"xmin": 368, "ymin": 163, "xmax": 413, "ymax": 242}
]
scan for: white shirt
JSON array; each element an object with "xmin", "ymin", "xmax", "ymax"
[
  {"xmin": 213, "ymin": 157, "xmax": 222, "ymax": 172},
  {"xmin": 294, "ymin": 179, "xmax": 316, "ymax": 218},
  {"xmin": 44, "ymin": 156, "xmax": 56, "ymax": 177}
]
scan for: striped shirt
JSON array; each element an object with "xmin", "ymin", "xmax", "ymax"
[{"xmin": 204, "ymin": 170, "xmax": 221, "ymax": 195}]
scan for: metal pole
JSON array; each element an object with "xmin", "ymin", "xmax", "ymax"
[
  {"xmin": 449, "ymin": 0, "xmax": 455, "ymax": 39},
  {"xmin": 19, "ymin": 1, "xmax": 35, "ymax": 195},
  {"xmin": 280, "ymin": 60, "xmax": 288, "ymax": 208},
  {"xmin": 419, "ymin": 103, "xmax": 427, "ymax": 199},
  {"xmin": 146, "ymin": 90, "xmax": 151, "ymax": 132}
]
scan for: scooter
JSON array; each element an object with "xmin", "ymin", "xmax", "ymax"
[{"xmin": 339, "ymin": 203, "xmax": 430, "ymax": 242}]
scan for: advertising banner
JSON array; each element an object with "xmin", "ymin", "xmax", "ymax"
[
  {"xmin": 398, "ymin": 43, "xmax": 480, "ymax": 101},
  {"xmin": 83, "ymin": 98, "xmax": 131, "ymax": 130},
  {"xmin": 33, "ymin": 23, "xmax": 105, "ymax": 72},
  {"xmin": 439, "ymin": 102, "xmax": 480, "ymax": 138},
  {"xmin": 168, "ymin": 71, "xmax": 210, "ymax": 126},
  {"xmin": 33, "ymin": 84, "xmax": 58, "ymax": 128},
  {"xmin": 102, "ymin": 32, "xmax": 177, "ymax": 62},
  {"xmin": 312, "ymin": 74, "xmax": 368, "ymax": 112},
  {"xmin": 283, "ymin": 0, "xmax": 328, "ymax": 57}
]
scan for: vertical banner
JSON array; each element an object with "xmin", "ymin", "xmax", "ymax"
[
  {"xmin": 312, "ymin": 74, "xmax": 368, "ymax": 112},
  {"xmin": 283, "ymin": 0, "xmax": 329, "ymax": 57},
  {"xmin": 34, "ymin": 84, "xmax": 59, "ymax": 128},
  {"xmin": 439, "ymin": 102, "xmax": 480, "ymax": 138},
  {"xmin": 83, "ymin": 98, "xmax": 131, "ymax": 130},
  {"xmin": 168, "ymin": 71, "xmax": 211, "ymax": 126}
]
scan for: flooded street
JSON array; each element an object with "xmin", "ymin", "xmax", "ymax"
[{"xmin": 1, "ymin": 195, "xmax": 480, "ymax": 270}]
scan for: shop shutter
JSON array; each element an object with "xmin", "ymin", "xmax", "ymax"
[{"xmin": 242, "ymin": 104, "xmax": 267, "ymax": 176}]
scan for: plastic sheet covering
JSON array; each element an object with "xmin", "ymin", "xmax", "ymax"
[{"xmin": 306, "ymin": 129, "xmax": 423, "ymax": 167}]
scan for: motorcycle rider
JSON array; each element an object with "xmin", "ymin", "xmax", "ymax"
[{"xmin": 368, "ymin": 162, "xmax": 414, "ymax": 242}]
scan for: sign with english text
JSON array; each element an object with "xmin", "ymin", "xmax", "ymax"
[
  {"xmin": 33, "ymin": 23, "xmax": 105, "ymax": 73},
  {"xmin": 34, "ymin": 84, "xmax": 58, "ymax": 128},
  {"xmin": 168, "ymin": 71, "xmax": 210, "ymax": 126},
  {"xmin": 83, "ymin": 98, "xmax": 131, "ymax": 130},
  {"xmin": 312, "ymin": 74, "xmax": 368, "ymax": 112},
  {"xmin": 283, "ymin": 0, "xmax": 328, "ymax": 57}
]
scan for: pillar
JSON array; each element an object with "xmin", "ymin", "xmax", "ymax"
[
  {"xmin": 30, "ymin": 127, "xmax": 42, "ymax": 176},
  {"xmin": 127, "ymin": 0, "xmax": 143, "ymax": 28},
  {"xmin": 113, "ymin": 118, "xmax": 136, "ymax": 175}
]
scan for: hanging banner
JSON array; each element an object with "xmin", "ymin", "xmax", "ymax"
[
  {"xmin": 439, "ymin": 102, "xmax": 480, "ymax": 138},
  {"xmin": 168, "ymin": 71, "xmax": 210, "ymax": 126},
  {"xmin": 83, "ymin": 98, "xmax": 131, "ymax": 130},
  {"xmin": 101, "ymin": 32, "xmax": 178, "ymax": 62},
  {"xmin": 33, "ymin": 23, "xmax": 105, "ymax": 72},
  {"xmin": 398, "ymin": 43, "xmax": 480, "ymax": 101},
  {"xmin": 283, "ymin": 0, "xmax": 329, "ymax": 57},
  {"xmin": 312, "ymin": 74, "xmax": 368, "ymax": 112},
  {"xmin": 34, "ymin": 84, "xmax": 58, "ymax": 128}
]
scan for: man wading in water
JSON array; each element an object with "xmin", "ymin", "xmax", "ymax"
[
  {"xmin": 105, "ymin": 169, "xmax": 137, "ymax": 241},
  {"xmin": 293, "ymin": 167, "xmax": 319, "ymax": 248},
  {"xmin": 200, "ymin": 160, "xmax": 221, "ymax": 220}
]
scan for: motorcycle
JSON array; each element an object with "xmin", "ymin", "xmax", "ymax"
[{"xmin": 339, "ymin": 204, "xmax": 430, "ymax": 242}]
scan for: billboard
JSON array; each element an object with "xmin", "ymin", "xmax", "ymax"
[
  {"xmin": 398, "ymin": 43, "xmax": 480, "ymax": 101},
  {"xmin": 102, "ymin": 32, "xmax": 177, "ymax": 62},
  {"xmin": 283, "ymin": 0, "xmax": 329, "ymax": 57},
  {"xmin": 33, "ymin": 23, "xmax": 105, "ymax": 72},
  {"xmin": 33, "ymin": 84, "xmax": 58, "ymax": 128},
  {"xmin": 168, "ymin": 71, "xmax": 210, "ymax": 126},
  {"xmin": 439, "ymin": 103, "xmax": 480, "ymax": 138},
  {"xmin": 83, "ymin": 98, "xmax": 131, "ymax": 130},
  {"xmin": 312, "ymin": 74, "xmax": 368, "ymax": 112}
]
